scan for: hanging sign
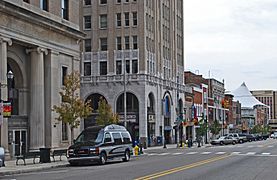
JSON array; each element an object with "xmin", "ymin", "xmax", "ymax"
[{"xmin": 3, "ymin": 101, "xmax": 11, "ymax": 118}]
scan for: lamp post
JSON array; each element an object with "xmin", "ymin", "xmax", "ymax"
[{"xmin": 7, "ymin": 70, "xmax": 14, "ymax": 102}]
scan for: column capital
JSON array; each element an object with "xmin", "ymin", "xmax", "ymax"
[
  {"xmin": 26, "ymin": 47, "xmax": 48, "ymax": 55},
  {"xmin": 0, "ymin": 36, "xmax": 12, "ymax": 46}
]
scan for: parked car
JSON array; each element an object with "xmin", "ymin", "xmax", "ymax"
[
  {"xmin": 67, "ymin": 124, "xmax": 133, "ymax": 166},
  {"xmin": 271, "ymin": 132, "xmax": 277, "ymax": 139},
  {"xmin": 211, "ymin": 136, "xmax": 236, "ymax": 145},
  {"xmin": 227, "ymin": 133, "xmax": 245, "ymax": 144},
  {"xmin": 238, "ymin": 134, "xmax": 248, "ymax": 142},
  {"xmin": 0, "ymin": 147, "xmax": 5, "ymax": 167},
  {"xmin": 244, "ymin": 134, "xmax": 255, "ymax": 142},
  {"xmin": 253, "ymin": 134, "xmax": 263, "ymax": 141}
]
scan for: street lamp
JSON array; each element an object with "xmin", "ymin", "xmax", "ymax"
[{"xmin": 7, "ymin": 70, "xmax": 14, "ymax": 103}]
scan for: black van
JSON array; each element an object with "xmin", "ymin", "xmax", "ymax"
[{"xmin": 67, "ymin": 124, "xmax": 133, "ymax": 165}]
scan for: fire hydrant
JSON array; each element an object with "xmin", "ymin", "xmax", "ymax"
[{"xmin": 134, "ymin": 145, "xmax": 139, "ymax": 156}]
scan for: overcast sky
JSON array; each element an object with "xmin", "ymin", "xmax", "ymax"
[{"xmin": 184, "ymin": 0, "xmax": 277, "ymax": 91}]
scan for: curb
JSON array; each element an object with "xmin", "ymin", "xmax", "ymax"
[{"xmin": 0, "ymin": 163, "xmax": 69, "ymax": 176}]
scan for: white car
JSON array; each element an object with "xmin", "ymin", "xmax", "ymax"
[{"xmin": 271, "ymin": 133, "xmax": 277, "ymax": 139}]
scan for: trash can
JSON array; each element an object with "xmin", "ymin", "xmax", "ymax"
[
  {"xmin": 157, "ymin": 136, "xmax": 163, "ymax": 145},
  {"xmin": 40, "ymin": 148, "xmax": 51, "ymax": 163}
]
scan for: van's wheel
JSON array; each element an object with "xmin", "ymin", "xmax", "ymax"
[
  {"xmin": 99, "ymin": 152, "xmax": 107, "ymax": 165},
  {"xmin": 232, "ymin": 141, "xmax": 236, "ymax": 145},
  {"xmin": 220, "ymin": 141, "xmax": 224, "ymax": 145},
  {"xmin": 123, "ymin": 150, "xmax": 130, "ymax": 162}
]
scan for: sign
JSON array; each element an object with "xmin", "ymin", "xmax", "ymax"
[
  {"xmin": 119, "ymin": 114, "xmax": 137, "ymax": 122},
  {"xmin": 0, "ymin": 102, "xmax": 3, "ymax": 125},
  {"xmin": 3, "ymin": 101, "xmax": 11, "ymax": 118},
  {"xmin": 164, "ymin": 126, "xmax": 172, "ymax": 131}
]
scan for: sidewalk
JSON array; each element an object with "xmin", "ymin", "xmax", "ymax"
[{"xmin": 0, "ymin": 156, "xmax": 69, "ymax": 176}]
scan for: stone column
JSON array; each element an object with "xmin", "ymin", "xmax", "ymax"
[
  {"xmin": 0, "ymin": 36, "xmax": 12, "ymax": 159},
  {"xmin": 26, "ymin": 47, "xmax": 48, "ymax": 150}
]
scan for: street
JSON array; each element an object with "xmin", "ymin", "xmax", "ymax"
[{"xmin": 3, "ymin": 139, "xmax": 277, "ymax": 180}]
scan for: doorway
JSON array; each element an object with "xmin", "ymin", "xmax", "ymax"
[{"xmin": 9, "ymin": 130, "xmax": 27, "ymax": 156}]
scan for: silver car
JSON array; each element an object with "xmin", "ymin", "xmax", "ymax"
[
  {"xmin": 211, "ymin": 136, "xmax": 236, "ymax": 145},
  {"xmin": 0, "ymin": 147, "xmax": 5, "ymax": 167}
]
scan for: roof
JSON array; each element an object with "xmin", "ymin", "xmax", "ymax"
[{"xmin": 232, "ymin": 82, "xmax": 267, "ymax": 109}]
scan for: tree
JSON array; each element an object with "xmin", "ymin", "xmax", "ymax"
[
  {"xmin": 53, "ymin": 71, "xmax": 92, "ymax": 144},
  {"xmin": 196, "ymin": 117, "xmax": 208, "ymax": 139},
  {"xmin": 96, "ymin": 97, "xmax": 119, "ymax": 126},
  {"xmin": 210, "ymin": 120, "xmax": 221, "ymax": 139}
]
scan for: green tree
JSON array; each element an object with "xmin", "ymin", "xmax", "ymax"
[
  {"xmin": 96, "ymin": 97, "xmax": 119, "ymax": 126},
  {"xmin": 53, "ymin": 71, "xmax": 92, "ymax": 144},
  {"xmin": 210, "ymin": 120, "xmax": 221, "ymax": 139},
  {"xmin": 196, "ymin": 117, "xmax": 208, "ymax": 138}
]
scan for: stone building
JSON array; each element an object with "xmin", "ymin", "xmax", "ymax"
[
  {"xmin": 80, "ymin": 0, "xmax": 185, "ymax": 146},
  {"xmin": 0, "ymin": 0, "xmax": 84, "ymax": 158}
]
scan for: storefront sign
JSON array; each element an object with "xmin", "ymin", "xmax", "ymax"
[{"xmin": 119, "ymin": 114, "xmax": 137, "ymax": 122}]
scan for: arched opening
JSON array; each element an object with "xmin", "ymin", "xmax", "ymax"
[
  {"xmin": 163, "ymin": 95, "xmax": 171, "ymax": 144},
  {"xmin": 84, "ymin": 93, "xmax": 107, "ymax": 128},
  {"xmin": 116, "ymin": 92, "xmax": 139, "ymax": 143},
  {"xmin": 147, "ymin": 93, "xmax": 155, "ymax": 146}
]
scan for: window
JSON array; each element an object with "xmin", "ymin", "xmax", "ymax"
[
  {"xmin": 126, "ymin": 60, "xmax": 130, "ymax": 73},
  {"xmin": 124, "ymin": 12, "xmax": 129, "ymax": 26},
  {"xmin": 100, "ymin": 0, "xmax": 107, "ymax": 4},
  {"xmin": 132, "ymin": 59, "xmax": 138, "ymax": 73},
  {"xmin": 84, "ymin": 62, "xmax": 91, "ymax": 76},
  {"xmin": 61, "ymin": 0, "xmax": 69, "ymax": 20},
  {"xmin": 85, "ymin": 39, "xmax": 91, "ymax": 52},
  {"xmin": 100, "ymin": 14, "xmax": 108, "ymax": 29},
  {"xmin": 23, "ymin": 0, "xmax": 30, "ymax": 3},
  {"xmin": 125, "ymin": 36, "xmax": 130, "ymax": 49},
  {"xmin": 100, "ymin": 38, "xmax": 108, "ymax": 51},
  {"xmin": 100, "ymin": 61, "xmax": 107, "ymax": 75},
  {"xmin": 132, "ymin": 36, "xmax": 138, "ymax": 49},
  {"xmin": 117, "ymin": 0, "xmax": 121, "ymax": 3},
  {"xmin": 132, "ymin": 12, "xmax": 137, "ymax": 26},
  {"xmin": 116, "ymin": 61, "xmax": 122, "ymax": 74},
  {"xmin": 125, "ymin": 0, "xmax": 129, "ymax": 2},
  {"xmin": 62, "ymin": 66, "xmax": 68, "ymax": 85},
  {"xmin": 121, "ymin": 132, "xmax": 131, "ymax": 144},
  {"xmin": 116, "ymin": 37, "xmax": 122, "ymax": 50},
  {"xmin": 112, "ymin": 133, "xmax": 122, "ymax": 145},
  {"xmin": 40, "ymin": 0, "xmax": 48, "ymax": 11},
  {"xmin": 62, "ymin": 122, "xmax": 68, "ymax": 141},
  {"xmin": 84, "ymin": 0, "xmax": 91, "ymax": 5},
  {"xmin": 116, "ymin": 13, "xmax": 121, "ymax": 27},
  {"xmin": 104, "ymin": 133, "xmax": 112, "ymax": 143},
  {"xmin": 84, "ymin": 16, "xmax": 91, "ymax": 29}
]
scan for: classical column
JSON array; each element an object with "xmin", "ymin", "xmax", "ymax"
[
  {"xmin": 0, "ymin": 36, "xmax": 12, "ymax": 159},
  {"xmin": 26, "ymin": 47, "xmax": 48, "ymax": 150}
]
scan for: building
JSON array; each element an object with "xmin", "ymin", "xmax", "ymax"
[
  {"xmin": 80, "ymin": 0, "xmax": 185, "ymax": 146},
  {"xmin": 251, "ymin": 90, "xmax": 277, "ymax": 121},
  {"xmin": 251, "ymin": 90, "xmax": 277, "ymax": 131},
  {"xmin": 184, "ymin": 71, "xmax": 208, "ymax": 141},
  {"xmin": 0, "ymin": 0, "xmax": 84, "ymax": 158},
  {"xmin": 207, "ymin": 78, "xmax": 226, "ymax": 135}
]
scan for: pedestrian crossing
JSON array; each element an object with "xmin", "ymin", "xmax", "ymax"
[
  {"xmin": 213, "ymin": 145, "xmax": 275, "ymax": 148},
  {"xmin": 144, "ymin": 151, "xmax": 277, "ymax": 157}
]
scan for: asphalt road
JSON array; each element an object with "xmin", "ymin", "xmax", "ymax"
[{"xmin": 3, "ymin": 139, "xmax": 277, "ymax": 180}]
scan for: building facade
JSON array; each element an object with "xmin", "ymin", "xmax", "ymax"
[
  {"xmin": 80, "ymin": 0, "xmax": 185, "ymax": 146},
  {"xmin": 0, "ymin": 0, "xmax": 84, "ymax": 158}
]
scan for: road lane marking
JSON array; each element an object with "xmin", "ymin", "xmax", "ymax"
[
  {"xmin": 186, "ymin": 152, "xmax": 198, "ymax": 155},
  {"xmin": 201, "ymin": 152, "xmax": 211, "ymax": 155},
  {"xmin": 261, "ymin": 153, "xmax": 271, "ymax": 155},
  {"xmin": 231, "ymin": 152, "xmax": 241, "ymax": 155},
  {"xmin": 148, "ymin": 153, "xmax": 158, "ymax": 156},
  {"xmin": 246, "ymin": 152, "xmax": 256, "ymax": 155},
  {"xmin": 248, "ymin": 146, "xmax": 254, "ymax": 148},
  {"xmin": 158, "ymin": 153, "xmax": 170, "ymax": 156},
  {"xmin": 268, "ymin": 145, "xmax": 274, "ymax": 148},
  {"xmin": 215, "ymin": 152, "xmax": 226, "ymax": 155},
  {"xmin": 172, "ymin": 152, "xmax": 183, "ymax": 155},
  {"xmin": 134, "ymin": 155, "xmax": 231, "ymax": 180}
]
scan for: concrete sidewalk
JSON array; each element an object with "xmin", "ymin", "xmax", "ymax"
[{"xmin": 0, "ymin": 156, "xmax": 69, "ymax": 176}]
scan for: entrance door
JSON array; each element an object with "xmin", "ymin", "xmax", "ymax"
[{"xmin": 13, "ymin": 130, "xmax": 27, "ymax": 156}]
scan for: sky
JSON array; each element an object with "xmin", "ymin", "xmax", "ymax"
[{"xmin": 184, "ymin": 0, "xmax": 277, "ymax": 91}]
